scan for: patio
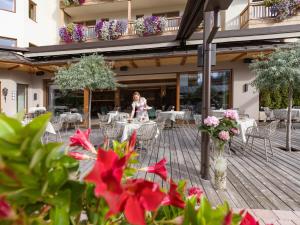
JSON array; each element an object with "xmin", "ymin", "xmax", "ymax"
[{"xmin": 70, "ymin": 123, "xmax": 300, "ymax": 211}]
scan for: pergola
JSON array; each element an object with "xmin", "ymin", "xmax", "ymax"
[{"xmin": 176, "ymin": 0, "xmax": 233, "ymax": 180}]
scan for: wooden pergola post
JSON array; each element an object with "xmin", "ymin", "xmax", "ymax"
[
  {"xmin": 128, "ymin": 0, "xmax": 132, "ymax": 35},
  {"xmin": 83, "ymin": 88, "xmax": 90, "ymax": 128},
  {"xmin": 176, "ymin": 73, "xmax": 180, "ymax": 111},
  {"xmin": 115, "ymin": 88, "xmax": 120, "ymax": 107}
]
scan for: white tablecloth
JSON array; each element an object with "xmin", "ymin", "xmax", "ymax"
[
  {"xmin": 22, "ymin": 119, "xmax": 56, "ymax": 134},
  {"xmin": 116, "ymin": 121, "xmax": 158, "ymax": 142},
  {"xmin": 28, "ymin": 106, "xmax": 46, "ymax": 114},
  {"xmin": 60, "ymin": 113, "xmax": 83, "ymax": 123},
  {"xmin": 238, "ymin": 118, "xmax": 257, "ymax": 143},
  {"xmin": 272, "ymin": 109, "xmax": 300, "ymax": 120},
  {"xmin": 158, "ymin": 111, "xmax": 185, "ymax": 122},
  {"xmin": 107, "ymin": 111, "xmax": 118, "ymax": 123}
]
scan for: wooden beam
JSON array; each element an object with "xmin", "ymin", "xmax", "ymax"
[
  {"xmin": 114, "ymin": 88, "xmax": 120, "ymax": 107},
  {"xmin": 7, "ymin": 65, "xmax": 20, "ymax": 70},
  {"xmin": 176, "ymin": 73, "xmax": 180, "ymax": 111},
  {"xmin": 155, "ymin": 58, "xmax": 161, "ymax": 67},
  {"xmin": 130, "ymin": 60, "xmax": 138, "ymax": 68},
  {"xmin": 36, "ymin": 66, "xmax": 55, "ymax": 73},
  {"xmin": 180, "ymin": 56, "xmax": 187, "ymax": 65},
  {"xmin": 231, "ymin": 52, "xmax": 247, "ymax": 62},
  {"xmin": 83, "ymin": 88, "xmax": 90, "ymax": 128}
]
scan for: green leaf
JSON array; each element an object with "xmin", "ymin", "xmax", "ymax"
[
  {"xmin": 47, "ymin": 166, "xmax": 68, "ymax": 192},
  {"xmin": 30, "ymin": 148, "xmax": 46, "ymax": 170},
  {"xmin": 7, "ymin": 188, "xmax": 41, "ymax": 205}
]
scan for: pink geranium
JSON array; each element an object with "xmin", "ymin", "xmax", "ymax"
[
  {"xmin": 203, "ymin": 116, "xmax": 219, "ymax": 127},
  {"xmin": 218, "ymin": 131, "xmax": 230, "ymax": 141},
  {"xmin": 224, "ymin": 110, "xmax": 239, "ymax": 121},
  {"xmin": 230, "ymin": 128, "xmax": 240, "ymax": 135}
]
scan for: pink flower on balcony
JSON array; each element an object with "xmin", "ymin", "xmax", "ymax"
[
  {"xmin": 230, "ymin": 128, "xmax": 240, "ymax": 135},
  {"xmin": 218, "ymin": 131, "xmax": 230, "ymax": 141},
  {"xmin": 203, "ymin": 116, "xmax": 219, "ymax": 127},
  {"xmin": 224, "ymin": 110, "xmax": 239, "ymax": 121}
]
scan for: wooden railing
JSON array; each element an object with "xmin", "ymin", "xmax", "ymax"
[
  {"xmin": 240, "ymin": 2, "xmax": 283, "ymax": 28},
  {"xmin": 84, "ymin": 17, "xmax": 182, "ymax": 40}
]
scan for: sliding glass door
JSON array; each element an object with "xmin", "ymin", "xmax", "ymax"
[{"xmin": 17, "ymin": 84, "xmax": 28, "ymax": 113}]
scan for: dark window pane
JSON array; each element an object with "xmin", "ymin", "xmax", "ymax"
[
  {"xmin": 0, "ymin": 0, "xmax": 14, "ymax": 11},
  {"xmin": 0, "ymin": 37, "xmax": 17, "ymax": 47}
]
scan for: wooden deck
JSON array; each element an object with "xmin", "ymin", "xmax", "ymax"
[
  {"xmin": 76, "ymin": 125, "xmax": 300, "ymax": 212},
  {"xmin": 135, "ymin": 125, "xmax": 300, "ymax": 211}
]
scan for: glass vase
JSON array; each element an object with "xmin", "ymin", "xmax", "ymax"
[{"xmin": 212, "ymin": 139, "xmax": 227, "ymax": 190}]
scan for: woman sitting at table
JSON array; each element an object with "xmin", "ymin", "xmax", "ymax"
[{"xmin": 130, "ymin": 91, "xmax": 149, "ymax": 121}]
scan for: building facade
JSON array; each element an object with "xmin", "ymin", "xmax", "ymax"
[{"xmin": 0, "ymin": 0, "xmax": 300, "ymax": 118}]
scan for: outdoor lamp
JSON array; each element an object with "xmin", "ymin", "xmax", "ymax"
[{"xmin": 2, "ymin": 87, "xmax": 8, "ymax": 102}]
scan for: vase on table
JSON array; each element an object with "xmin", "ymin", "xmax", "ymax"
[{"xmin": 212, "ymin": 138, "xmax": 227, "ymax": 190}]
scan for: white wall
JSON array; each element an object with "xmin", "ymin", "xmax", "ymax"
[
  {"xmin": 214, "ymin": 61, "xmax": 259, "ymax": 119},
  {"xmin": 0, "ymin": 70, "xmax": 51, "ymax": 116},
  {"xmin": 225, "ymin": 0, "xmax": 248, "ymax": 30},
  {"xmin": 0, "ymin": 0, "xmax": 62, "ymax": 47}
]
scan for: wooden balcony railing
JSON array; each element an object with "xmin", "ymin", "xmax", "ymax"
[
  {"xmin": 240, "ymin": 2, "xmax": 293, "ymax": 28},
  {"xmin": 84, "ymin": 17, "xmax": 182, "ymax": 40}
]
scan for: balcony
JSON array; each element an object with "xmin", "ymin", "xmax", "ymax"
[{"xmin": 240, "ymin": 1, "xmax": 300, "ymax": 29}]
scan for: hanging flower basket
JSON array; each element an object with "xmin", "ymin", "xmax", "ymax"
[
  {"xmin": 134, "ymin": 16, "xmax": 168, "ymax": 37},
  {"xmin": 63, "ymin": 0, "xmax": 85, "ymax": 7},
  {"xmin": 263, "ymin": 0, "xmax": 300, "ymax": 20},
  {"xmin": 59, "ymin": 23, "xmax": 86, "ymax": 43},
  {"xmin": 95, "ymin": 19, "xmax": 127, "ymax": 40}
]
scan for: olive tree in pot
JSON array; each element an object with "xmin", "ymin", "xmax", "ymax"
[
  {"xmin": 250, "ymin": 43, "xmax": 300, "ymax": 151},
  {"xmin": 55, "ymin": 54, "xmax": 117, "ymax": 128}
]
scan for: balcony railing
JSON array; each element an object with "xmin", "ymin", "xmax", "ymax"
[
  {"xmin": 84, "ymin": 17, "xmax": 182, "ymax": 41},
  {"xmin": 240, "ymin": 2, "xmax": 299, "ymax": 28}
]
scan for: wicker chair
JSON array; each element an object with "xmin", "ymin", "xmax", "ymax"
[
  {"xmin": 136, "ymin": 123, "xmax": 158, "ymax": 150},
  {"xmin": 193, "ymin": 114, "xmax": 202, "ymax": 145},
  {"xmin": 97, "ymin": 114, "xmax": 109, "ymax": 132},
  {"xmin": 102, "ymin": 123, "xmax": 122, "ymax": 145},
  {"xmin": 245, "ymin": 120, "xmax": 279, "ymax": 161},
  {"xmin": 113, "ymin": 113, "xmax": 129, "ymax": 122}
]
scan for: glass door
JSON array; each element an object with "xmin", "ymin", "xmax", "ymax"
[{"xmin": 17, "ymin": 84, "xmax": 28, "ymax": 113}]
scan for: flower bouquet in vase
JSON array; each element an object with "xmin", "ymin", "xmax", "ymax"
[{"xmin": 199, "ymin": 110, "xmax": 240, "ymax": 189}]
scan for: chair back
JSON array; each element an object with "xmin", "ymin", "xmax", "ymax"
[
  {"xmin": 266, "ymin": 120, "xmax": 279, "ymax": 136},
  {"xmin": 183, "ymin": 109, "xmax": 192, "ymax": 120},
  {"xmin": 102, "ymin": 123, "xmax": 122, "ymax": 139},
  {"xmin": 98, "ymin": 113, "xmax": 109, "ymax": 122},
  {"xmin": 51, "ymin": 116, "xmax": 63, "ymax": 131},
  {"xmin": 273, "ymin": 109, "xmax": 286, "ymax": 120},
  {"xmin": 193, "ymin": 114, "xmax": 202, "ymax": 126},
  {"xmin": 137, "ymin": 123, "xmax": 157, "ymax": 140}
]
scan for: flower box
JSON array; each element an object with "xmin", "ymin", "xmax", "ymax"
[
  {"xmin": 134, "ymin": 16, "xmax": 168, "ymax": 37},
  {"xmin": 59, "ymin": 23, "xmax": 86, "ymax": 43},
  {"xmin": 95, "ymin": 19, "xmax": 127, "ymax": 40}
]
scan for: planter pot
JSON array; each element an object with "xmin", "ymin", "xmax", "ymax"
[{"xmin": 212, "ymin": 139, "xmax": 227, "ymax": 190}]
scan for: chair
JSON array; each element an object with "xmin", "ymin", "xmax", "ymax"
[
  {"xmin": 263, "ymin": 107, "xmax": 273, "ymax": 121},
  {"xmin": 147, "ymin": 108, "xmax": 156, "ymax": 119},
  {"xmin": 47, "ymin": 116, "xmax": 63, "ymax": 142},
  {"xmin": 155, "ymin": 116, "xmax": 166, "ymax": 140},
  {"xmin": 245, "ymin": 120, "xmax": 279, "ymax": 161},
  {"xmin": 113, "ymin": 113, "xmax": 129, "ymax": 122},
  {"xmin": 182, "ymin": 109, "xmax": 192, "ymax": 126},
  {"xmin": 102, "ymin": 122, "xmax": 122, "ymax": 146},
  {"xmin": 98, "ymin": 114, "xmax": 109, "ymax": 132},
  {"xmin": 136, "ymin": 123, "xmax": 158, "ymax": 150},
  {"xmin": 193, "ymin": 114, "xmax": 202, "ymax": 145}
]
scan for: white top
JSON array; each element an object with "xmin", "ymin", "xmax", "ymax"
[{"xmin": 131, "ymin": 97, "xmax": 149, "ymax": 121}]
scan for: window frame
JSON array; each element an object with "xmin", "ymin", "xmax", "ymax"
[
  {"xmin": 0, "ymin": 0, "xmax": 16, "ymax": 13},
  {"xmin": 0, "ymin": 36, "xmax": 17, "ymax": 47},
  {"xmin": 29, "ymin": 0, "xmax": 37, "ymax": 22}
]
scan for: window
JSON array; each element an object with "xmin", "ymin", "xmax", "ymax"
[
  {"xmin": 0, "ymin": 0, "xmax": 15, "ymax": 12},
  {"xmin": 29, "ymin": 0, "xmax": 36, "ymax": 21},
  {"xmin": 0, "ymin": 37, "xmax": 17, "ymax": 47},
  {"xmin": 180, "ymin": 70, "xmax": 232, "ymax": 113},
  {"xmin": 152, "ymin": 11, "xmax": 180, "ymax": 18}
]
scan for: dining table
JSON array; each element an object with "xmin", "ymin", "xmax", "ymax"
[
  {"xmin": 22, "ymin": 119, "xmax": 56, "ymax": 134},
  {"xmin": 60, "ymin": 112, "xmax": 83, "ymax": 123},
  {"xmin": 157, "ymin": 111, "xmax": 185, "ymax": 128},
  {"xmin": 116, "ymin": 120, "xmax": 158, "ymax": 142}
]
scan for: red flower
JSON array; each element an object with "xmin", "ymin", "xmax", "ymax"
[
  {"xmin": 84, "ymin": 148, "xmax": 127, "ymax": 212},
  {"xmin": 70, "ymin": 129, "xmax": 96, "ymax": 154},
  {"xmin": 141, "ymin": 158, "xmax": 168, "ymax": 180},
  {"xmin": 240, "ymin": 212, "xmax": 259, "ymax": 225},
  {"xmin": 0, "ymin": 198, "xmax": 15, "ymax": 219},
  {"xmin": 223, "ymin": 210, "xmax": 233, "ymax": 225},
  {"xmin": 188, "ymin": 187, "xmax": 203, "ymax": 203},
  {"xmin": 67, "ymin": 152, "xmax": 94, "ymax": 160},
  {"xmin": 116, "ymin": 179, "xmax": 166, "ymax": 225},
  {"xmin": 162, "ymin": 180, "xmax": 185, "ymax": 209},
  {"xmin": 127, "ymin": 130, "xmax": 137, "ymax": 152}
]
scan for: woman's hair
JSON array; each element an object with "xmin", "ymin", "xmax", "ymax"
[{"xmin": 132, "ymin": 91, "xmax": 141, "ymax": 99}]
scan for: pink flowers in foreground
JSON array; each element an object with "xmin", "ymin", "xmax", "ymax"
[
  {"xmin": 204, "ymin": 116, "xmax": 219, "ymax": 127},
  {"xmin": 0, "ymin": 198, "xmax": 15, "ymax": 220},
  {"xmin": 224, "ymin": 109, "xmax": 239, "ymax": 121},
  {"xmin": 69, "ymin": 129, "xmax": 97, "ymax": 154},
  {"xmin": 218, "ymin": 131, "xmax": 230, "ymax": 141},
  {"xmin": 188, "ymin": 187, "xmax": 203, "ymax": 203}
]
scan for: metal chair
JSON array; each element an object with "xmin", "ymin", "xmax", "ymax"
[
  {"xmin": 263, "ymin": 107, "xmax": 272, "ymax": 121},
  {"xmin": 98, "ymin": 114, "xmax": 109, "ymax": 132},
  {"xmin": 113, "ymin": 113, "xmax": 129, "ymax": 122},
  {"xmin": 193, "ymin": 114, "xmax": 202, "ymax": 145},
  {"xmin": 136, "ymin": 123, "xmax": 158, "ymax": 150},
  {"xmin": 47, "ymin": 116, "xmax": 63, "ymax": 142},
  {"xmin": 182, "ymin": 109, "xmax": 192, "ymax": 126},
  {"xmin": 245, "ymin": 120, "xmax": 279, "ymax": 161},
  {"xmin": 155, "ymin": 116, "xmax": 166, "ymax": 141},
  {"xmin": 102, "ymin": 122, "xmax": 122, "ymax": 145}
]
